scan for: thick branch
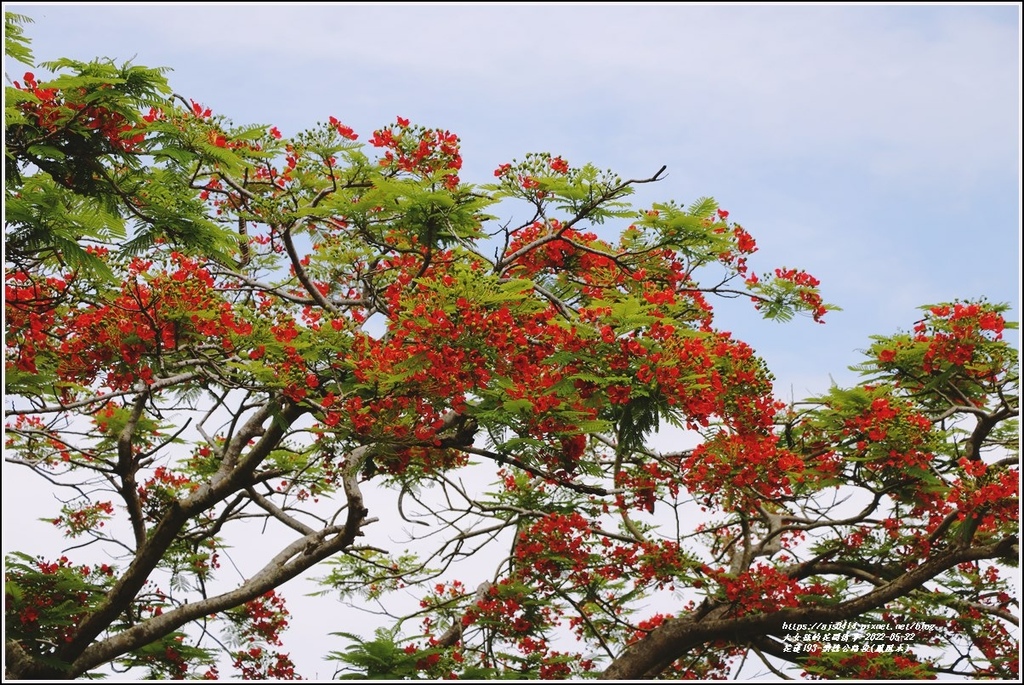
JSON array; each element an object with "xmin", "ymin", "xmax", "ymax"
[
  {"xmin": 15, "ymin": 410, "xmax": 355, "ymax": 681},
  {"xmin": 245, "ymin": 486, "xmax": 316, "ymax": 536},
  {"xmin": 55, "ymin": 399, "xmax": 307, "ymax": 667},
  {"xmin": 69, "ymin": 514, "xmax": 368, "ymax": 678},
  {"xmin": 603, "ymin": 536, "xmax": 1018, "ymax": 679},
  {"xmin": 115, "ymin": 389, "xmax": 149, "ymax": 550}
]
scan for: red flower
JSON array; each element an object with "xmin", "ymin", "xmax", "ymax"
[
  {"xmin": 733, "ymin": 226, "xmax": 757, "ymax": 253},
  {"xmin": 717, "ymin": 208, "xmax": 729, "ymax": 220},
  {"xmin": 396, "ymin": 116, "xmax": 410, "ymax": 127},
  {"xmin": 329, "ymin": 116, "xmax": 358, "ymax": 140},
  {"xmin": 560, "ymin": 434, "xmax": 587, "ymax": 461},
  {"xmin": 190, "ymin": 100, "xmax": 212, "ymax": 118},
  {"xmin": 978, "ymin": 311, "xmax": 1005, "ymax": 334}
]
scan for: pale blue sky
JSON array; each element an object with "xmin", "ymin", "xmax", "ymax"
[{"xmin": 4, "ymin": 3, "xmax": 1021, "ymax": 676}]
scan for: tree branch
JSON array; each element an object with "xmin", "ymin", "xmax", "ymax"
[
  {"xmin": 603, "ymin": 536, "xmax": 1018, "ymax": 679},
  {"xmin": 56, "ymin": 399, "xmax": 307, "ymax": 667}
]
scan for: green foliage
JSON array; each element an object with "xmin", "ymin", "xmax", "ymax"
[
  {"xmin": 115, "ymin": 631, "xmax": 217, "ymax": 679},
  {"xmin": 316, "ymin": 549, "xmax": 428, "ymax": 603},
  {"xmin": 329, "ymin": 627, "xmax": 509, "ymax": 680},
  {"xmin": 3, "ymin": 17, "xmax": 1017, "ymax": 683},
  {"xmin": 329, "ymin": 629, "xmax": 430, "ymax": 680},
  {"xmin": 4, "ymin": 53, "xmax": 240, "ymax": 276},
  {"xmin": 5, "ymin": 553, "xmax": 113, "ymax": 671},
  {"xmin": 4, "ymin": 12, "xmax": 34, "ymax": 66}
]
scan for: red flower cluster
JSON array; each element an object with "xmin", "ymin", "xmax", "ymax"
[
  {"xmin": 328, "ymin": 115, "xmax": 358, "ymax": 141},
  {"xmin": 9, "ymin": 254, "xmax": 250, "ymax": 393},
  {"xmin": 371, "ymin": 118, "xmax": 462, "ymax": 189},
  {"xmin": 6, "ymin": 554, "xmax": 113, "ymax": 650},
  {"xmin": 917, "ymin": 302, "xmax": 1006, "ymax": 376},
  {"xmin": 947, "ymin": 467, "xmax": 1018, "ymax": 532},
  {"xmin": 231, "ymin": 646, "xmax": 298, "ymax": 680},
  {"xmin": 189, "ymin": 99, "xmax": 212, "ymax": 118},
  {"xmin": 704, "ymin": 563, "xmax": 827, "ymax": 617},
  {"xmin": 14, "ymin": 72, "xmax": 148, "ymax": 152},
  {"xmin": 774, "ymin": 267, "xmax": 828, "ymax": 322},
  {"xmin": 239, "ymin": 591, "xmax": 291, "ymax": 646},
  {"xmin": 50, "ymin": 501, "xmax": 115, "ymax": 537}
]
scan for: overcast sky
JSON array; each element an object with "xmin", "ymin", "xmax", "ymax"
[{"xmin": 4, "ymin": 2, "xmax": 1021, "ymax": 677}]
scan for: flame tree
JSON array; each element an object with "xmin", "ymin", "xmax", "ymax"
[{"xmin": 4, "ymin": 15, "xmax": 1018, "ymax": 680}]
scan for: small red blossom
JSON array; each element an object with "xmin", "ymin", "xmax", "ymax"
[
  {"xmin": 190, "ymin": 100, "xmax": 212, "ymax": 118},
  {"xmin": 328, "ymin": 116, "xmax": 358, "ymax": 140}
]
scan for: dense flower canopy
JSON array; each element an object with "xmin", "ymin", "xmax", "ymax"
[{"xmin": 3, "ymin": 14, "xmax": 1018, "ymax": 680}]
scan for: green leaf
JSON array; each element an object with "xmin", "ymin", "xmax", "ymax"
[
  {"xmin": 4, "ymin": 12, "xmax": 35, "ymax": 66},
  {"xmin": 686, "ymin": 196, "xmax": 718, "ymax": 218},
  {"xmin": 502, "ymin": 398, "xmax": 535, "ymax": 413}
]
